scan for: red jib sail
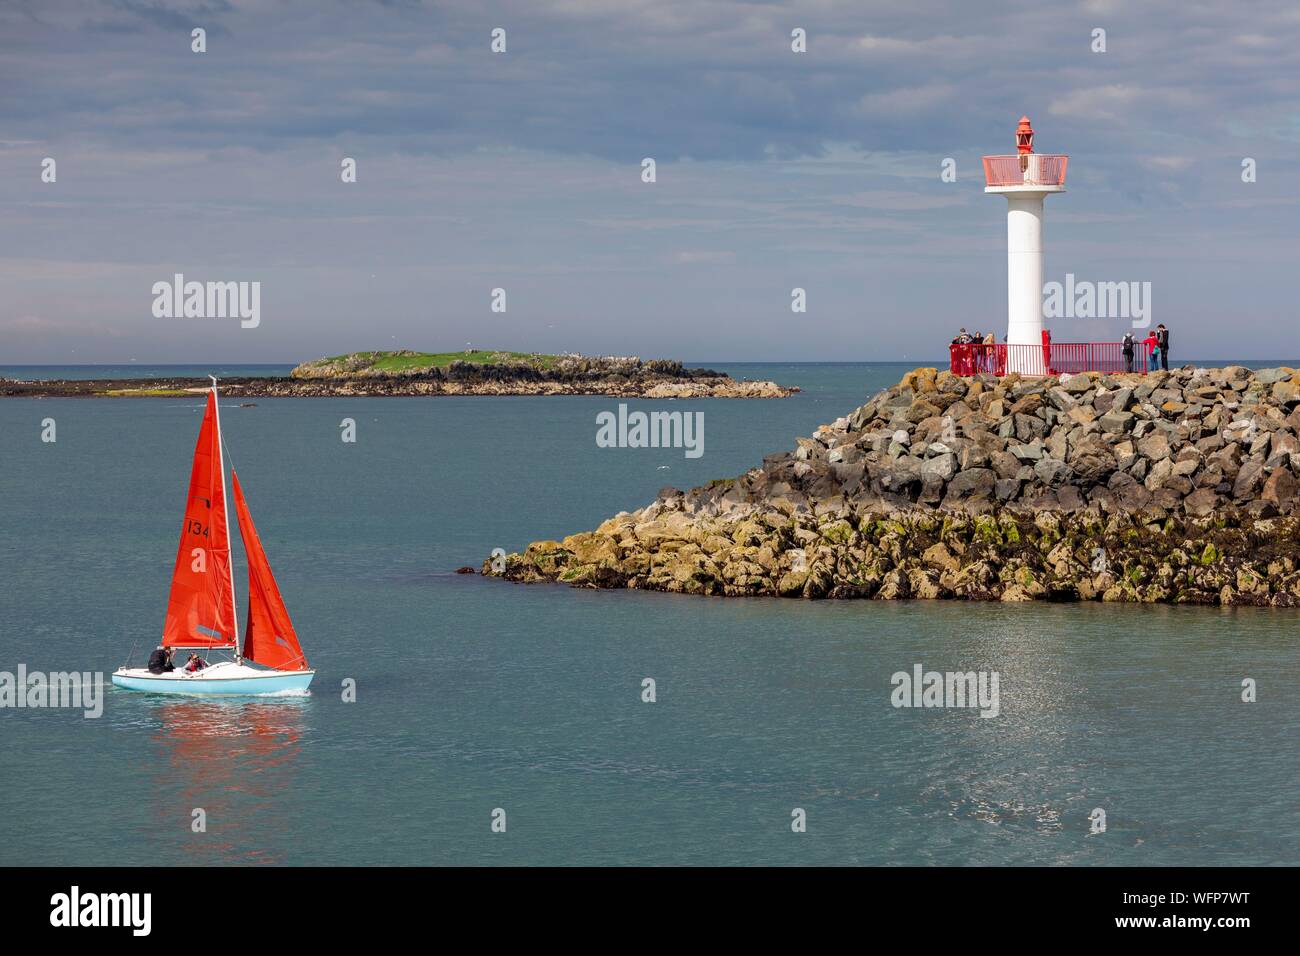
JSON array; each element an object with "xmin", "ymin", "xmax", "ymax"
[
  {"xmin": 161, "ymin": 390, "xmax": 236, "ymax": 647},
  {"xmin": 232, "ymin": 471, "xmax": 308, "ymax": 671}
]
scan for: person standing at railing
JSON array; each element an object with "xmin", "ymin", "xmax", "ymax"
[
  {"xmin": 1122, "ymin": 331, "xmax": 1136, "ymax": 373},
  {"xmin": 951, "ymin": 329, "xmax": 972, "ymax": 375},
  {"xmin": 1156, "ymin": 324, "xmax": 1170, "ymax": 371},
  {"xmin": 1143, "ymin": 331, "xmax": 1159, "ymax": 371}
]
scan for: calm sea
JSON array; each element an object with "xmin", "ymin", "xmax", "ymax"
[{"xmin": 1, "ymin": 363, "xmax": 1296, "ymax": 865}]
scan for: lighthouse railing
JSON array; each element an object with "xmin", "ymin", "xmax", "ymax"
[
  {"xmin": 949, "ymin": 341, "xmax": 1150, "ymax": 378},
  {"xmin": 983, "ymin": 154, "xmax": 1068, "ymax": 187}
]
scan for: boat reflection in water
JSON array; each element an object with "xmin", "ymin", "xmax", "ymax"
[{"xmin": 150, "ymin": 697, "xmax": 308, "ymax": 864}]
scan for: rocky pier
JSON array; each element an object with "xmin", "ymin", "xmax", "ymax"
[{"xmin": 485, "ymin": 365, "xmax": 1300, "ymax": 606}]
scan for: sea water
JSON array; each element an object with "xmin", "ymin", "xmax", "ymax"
[{"xmin": 1, "ymin": 363, "xmax": 1296, "ymax": 865}]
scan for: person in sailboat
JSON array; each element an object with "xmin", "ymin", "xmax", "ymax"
[
  {"xmin": 147, "ymin": 646, "xmax": 175, "ymax": 674},
  {"xmin": 184, "ymin": 653, "xmax": 209, "ymax": 673}
]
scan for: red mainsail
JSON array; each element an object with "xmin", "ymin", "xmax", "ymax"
[
  {"xmin": 161, "ymin": 390, "xmax": 236, "ymax": 647},
  {"xmin": 232, "ymin": 471, "xmax": 308, "ymax": 671}
]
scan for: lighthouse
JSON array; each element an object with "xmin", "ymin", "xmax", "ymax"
[{"xmin": 984, "ymin": 117, "xmax": 1068, "ymax": 375}]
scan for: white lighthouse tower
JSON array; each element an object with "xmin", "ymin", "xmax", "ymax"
[{"xmin": 984, "ymin": 117, "xmax": 1067, "ymax": 375}]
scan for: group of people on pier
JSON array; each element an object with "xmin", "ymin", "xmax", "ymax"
[
  {"xmin": 949, "ymin": 324, "xmax": 1172, "ymax": 377},
  {"xmin": 1121, "ymin": 325, "xmax": 1171, "ymax": 372},
  {"xmin": 950, "ymin": 328, "xmax": 1000, "ymax": 375}
]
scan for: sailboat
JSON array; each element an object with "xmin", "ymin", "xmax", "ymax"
[{"xmin": 113, "ymin": 379, "xmax": 315, "ymax": 696}]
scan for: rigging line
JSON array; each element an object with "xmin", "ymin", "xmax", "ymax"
[
  {"xmin": 218, "ymin": 424, "xmax": 243, "ymax": 661},
  {"xmin": 218, "ymin": 415, "xmax": 238, "ymax": 474},
  {"xmin": 211, "ymin": 383, "xmax": 242, "ymax": 659},
  {"xmin": 269, "ymin": 650, "xmax": 308, "ymax": 671}
]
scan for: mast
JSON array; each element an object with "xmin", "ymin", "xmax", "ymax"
[{"xmin": 210, "ymin": 375, "xmax": 241, "ymax": 660}]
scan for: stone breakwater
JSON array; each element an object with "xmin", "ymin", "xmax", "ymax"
[{"xmin": 485, "ymin": 365, "xmax": 1300, "ymax": 606}]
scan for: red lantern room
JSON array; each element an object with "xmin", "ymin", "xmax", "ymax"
[
  {"xmin": 984, "ymin": 116, "xmax": 1066, "ymax": 187},
  {"xmin": 1016, "ymin": 116, "xmax": 1034, "ymax": 155}
]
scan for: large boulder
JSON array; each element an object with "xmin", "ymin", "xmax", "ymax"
[
  {"xmin": 1137, "ymin": 432, "xmax": 1171, "ymax": 462},
  {"xmin": 1183, "ymin": 487, "xmax": 1221, "ymax": 517},
  {"xmin": 1034, "ymin": 457, "xmax": 1072, "ymax": 486},
  {"xmin": 921, "ymin": 453, "xmax": 958, "ymax": 482},
  {"xmin": 1232, "ymin": 459, "xmax": 1266, "ymax": 500},
  {"xmin": 1100, "ymin": 410, "xmax": 1135, "ymax": 435},
  {"xmin": 1263, "ymin": 469, "xmax": 1298, "ymax": 509},
  {"xmin": 944, "ymin": 468, "xmax": 997, "ymax": 502}
]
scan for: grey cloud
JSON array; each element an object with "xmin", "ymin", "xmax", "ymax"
[{"xmin": 1, "ymin": 0, "xmax": 1298, "ymax": 362}]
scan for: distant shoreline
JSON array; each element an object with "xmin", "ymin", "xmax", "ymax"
[
  {"xmin": 4, "ymin": 358, "xmax": 1298, "ymax": 383},
  {"xmin": 0, "ymin": 377, "xmax": 797, "ymax": 399},
  {"xmin": 1, "ymin": 348, "xmax": 802, "ymax": 398}
]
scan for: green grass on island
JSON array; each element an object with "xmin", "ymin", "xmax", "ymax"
[
  {"xmin": 295, "ymin": 349, "xmax": 565, "ymax": 377},
  {"xmin": 340, "ymin": 349, "xmax": 564, "ymax": 371}
]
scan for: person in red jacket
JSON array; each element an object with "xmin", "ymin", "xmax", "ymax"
[{"xmin": 1142, "ymin": 331, "xmax": 1159, "ymax": 371}]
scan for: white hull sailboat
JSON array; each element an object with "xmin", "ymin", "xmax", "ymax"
[
  {"xmin": 111, "ymin": 660, "xmax": 314, "ymax": 696},
  {"xmin": 113, "ymin": 379, "xmax": 315, "ymax": 697}
]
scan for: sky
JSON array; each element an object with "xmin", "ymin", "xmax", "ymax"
[{"xmin": 1, "ymin": 0, "xmax": 1298, "ymax": 363}]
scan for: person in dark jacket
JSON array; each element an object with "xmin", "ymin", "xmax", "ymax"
[
  {"xmin": 147, "ymin": 646, "xmax": 175, "ymax": 674},
  {"xmin": 1155, "ymin": 324, "xmax": 1169, "ymax": 370},
  {"xmin": 1121, "ymin": 331, "xmax": 1136, "ymax": 372}
]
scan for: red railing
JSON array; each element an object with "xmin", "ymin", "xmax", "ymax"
[
  {"xmin": 983, "ymin": 154, "xmax": 1069, "ymax": 187},
  {"xmin": 949, "ymin": 341, "xmax": 1151, "ymax": 377}
]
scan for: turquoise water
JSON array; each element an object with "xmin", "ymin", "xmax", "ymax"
[{"xmin": 1, "ymin": 363, "xmax": 1297, "ymax": 865}]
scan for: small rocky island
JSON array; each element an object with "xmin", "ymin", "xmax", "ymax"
[
  {"xmin": 0, "ymin": 350, "xmax": 795, "ymax": 399},
  {"xmin": 485, "ymin": 365, "xmax": 1300, "ymax": 606}
]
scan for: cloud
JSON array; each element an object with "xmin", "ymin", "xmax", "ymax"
[
  {"xmin": 837, "ymin": 191, "xmax": 969, "ymax": 211},
  {"xmin": 856, "ymin": 83, "xmax": 961, "ymax": 118},
  {"xmin": 1140, "ymin": 155, "xmax": 1193, "ymax": 172},
  {"xmin": 671, "ymin": 250, "xmax": 736, "ymax": 265},
  {"xmin": 0, "ymin": 314, "xmax": 126, "ymax": 338},
  {"xmin": 3, "ymin": 0, "xmax": 1300, "ymax": 361}
]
